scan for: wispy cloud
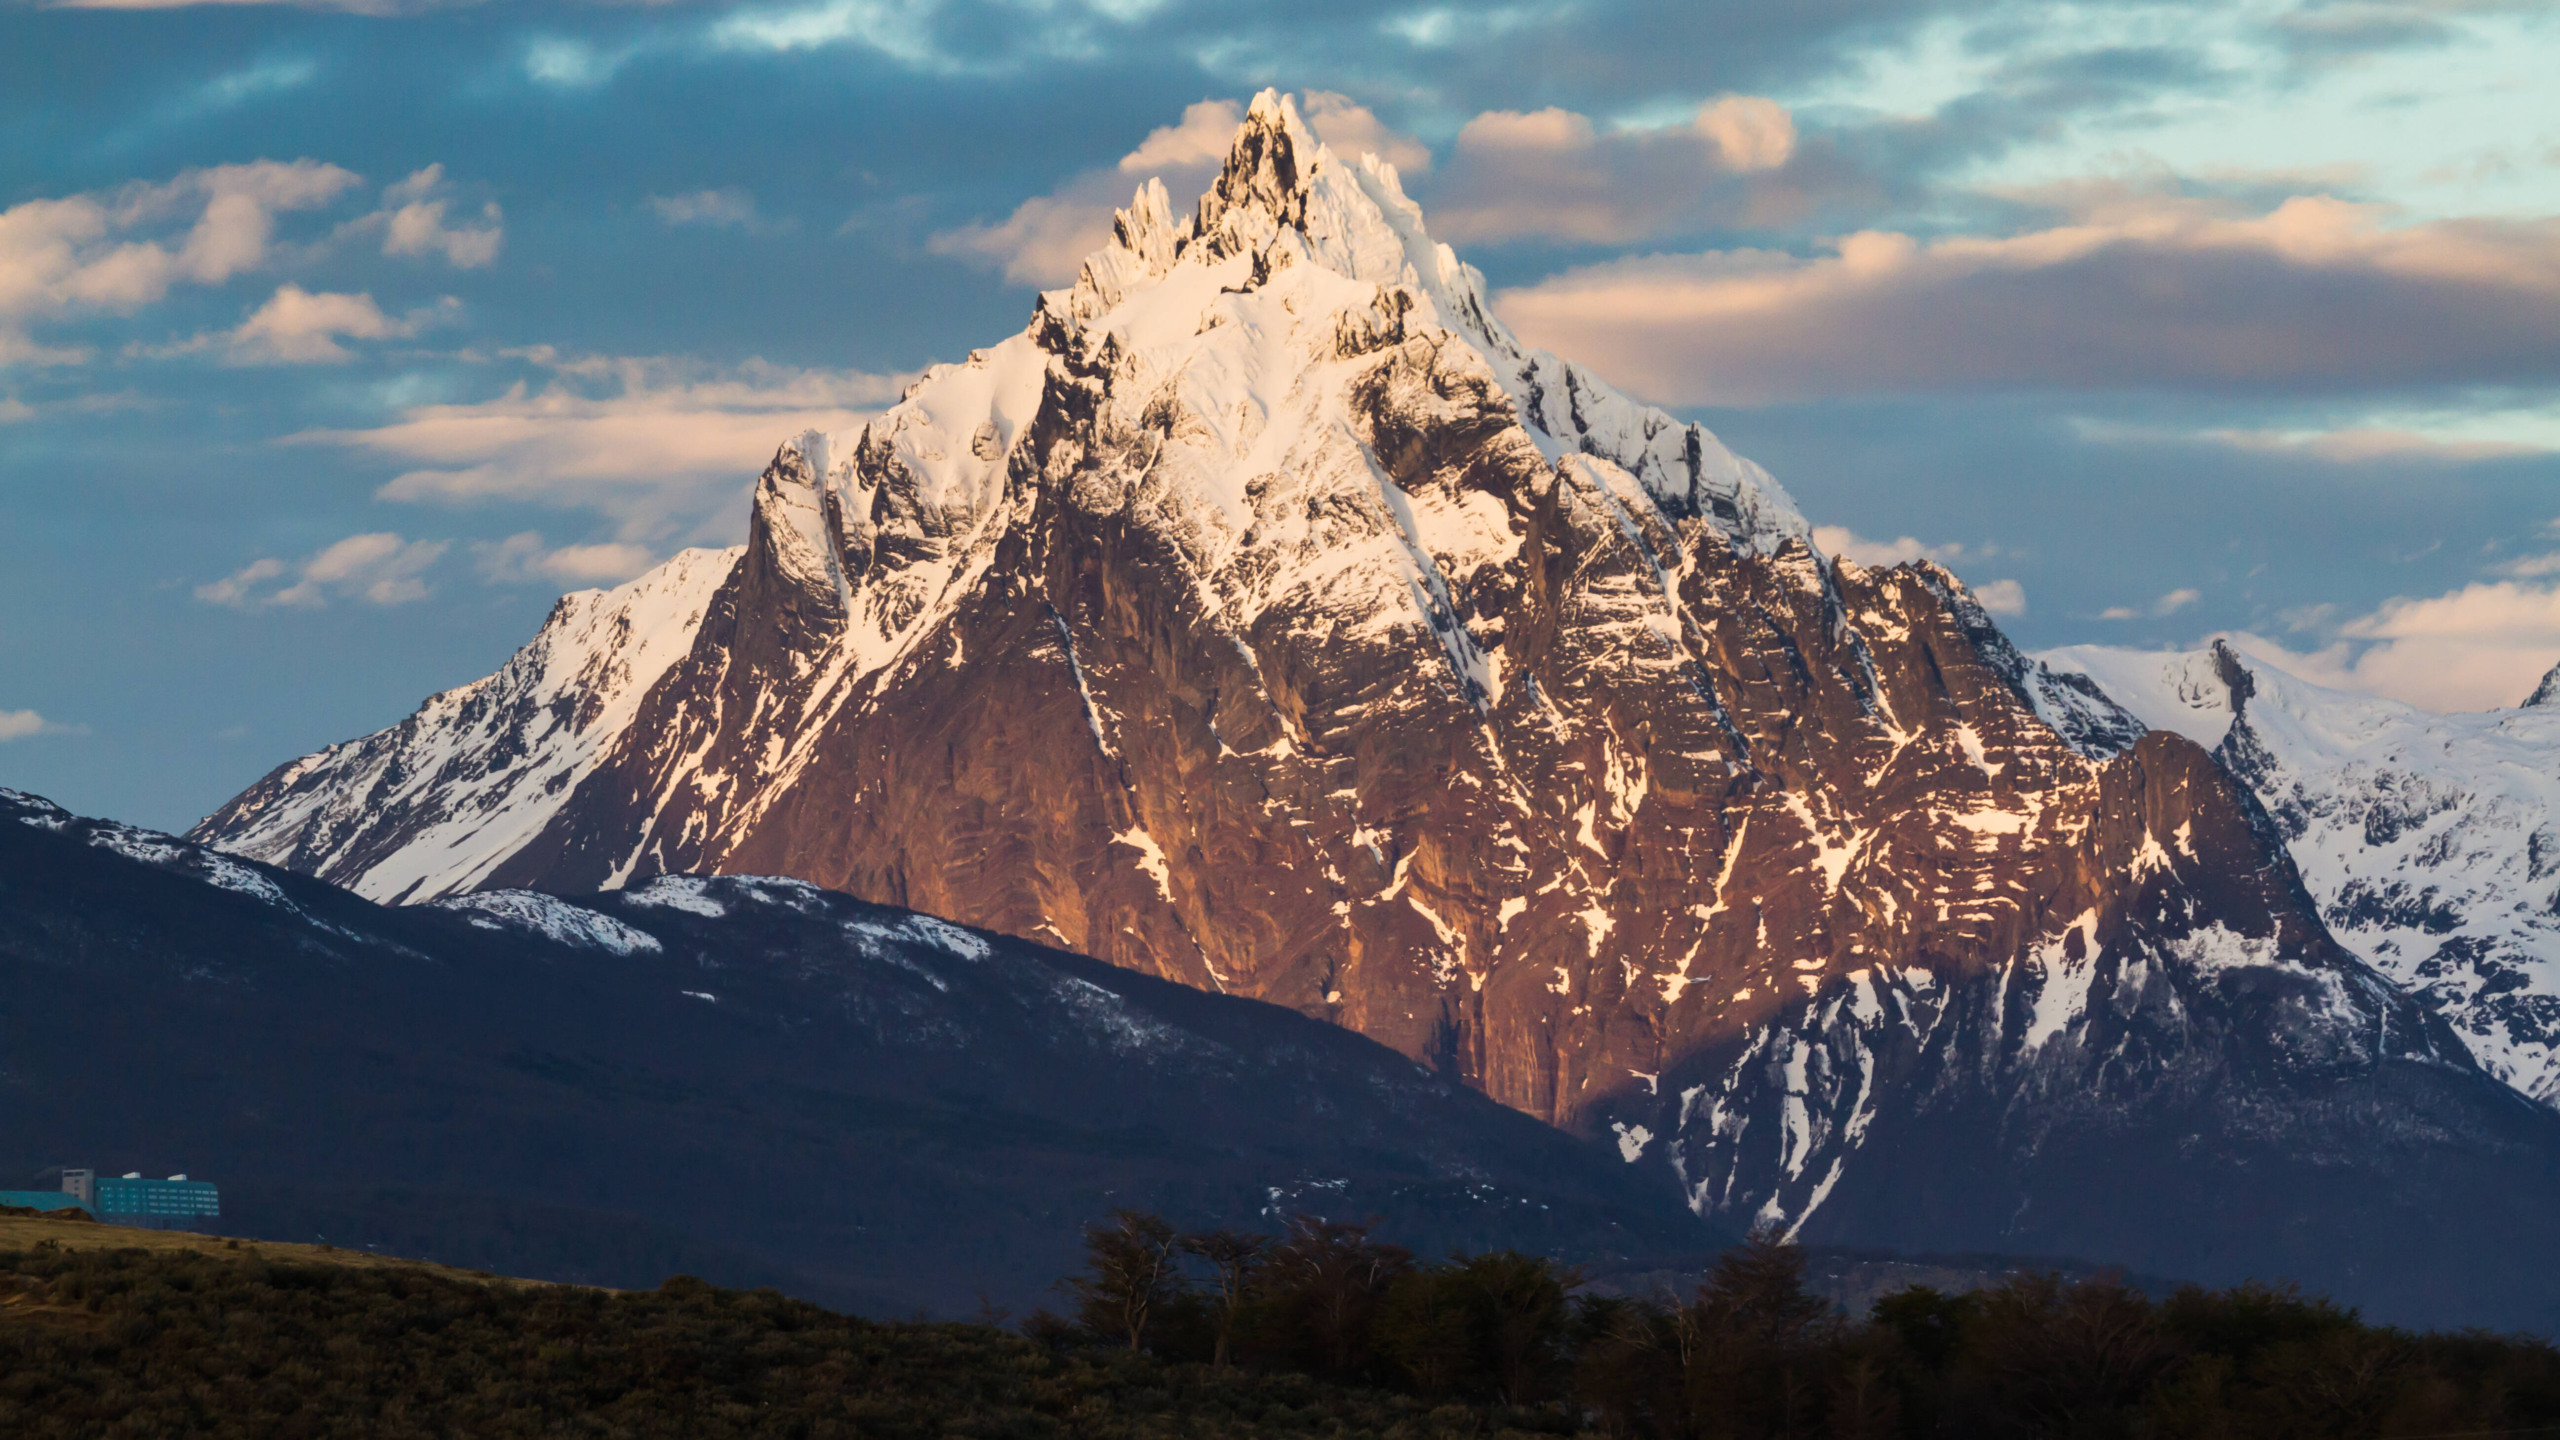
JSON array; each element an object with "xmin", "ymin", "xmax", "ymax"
[
  {"xmin": 1426, "ymin": 95, "xmax": 1816, "ymax": 245},
  {"xmin": 2098, "ymin": 587, "xmax": 2200, "ymax": 620},
  {"xmin": 2227, "ymin": 575, "xmax": 2560, "ymax": 711},
  {"xmin": 1494, "ymin": 187, "xmax": 2560, "ymax": 403},
  {"xmin": 929, "ymin": 98, "xmax": 1244, "ymax": 286},
  {"xmin": 196, "ymin": 532, "xmax": 450, "ymax": 609},
  {"xmin": 648, "ymin": 189, "xmax": 764, "ymax": 230},
  {"xmin": 141, "ymin": 285, "xmax": 454, "ymax": 365},
  {"xmin": 288, "ymin": 350, "xmax": 907, "ymax": 535},
  {"xmin": 473, "ymin": 531, "xmax": 659, "ymax": 586}
]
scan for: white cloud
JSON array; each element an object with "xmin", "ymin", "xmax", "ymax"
[
  {"xmin": 2201, "ymin": 426, "xmax": 2550, "ymax": 463},
  {"xmin": 1973, "ymin": 578, "xmax": 2027, "ymax": 616},
  {"xmin": 1812, "ymin": 524, "xmax": 1979, "ymax": 568},
  {"xmin": 137, "ymin": 285, "xmax": 452, "ymax": 365},
  {"xmin": 197, "ymin": 532, "xmax": 449, "ymax": 609},
  {"xmin": 0, "ymin": 160, "xmax": 361, "ymax": 363},
  {"xmin": 928, "ymin": 93, "xmax": 1426, "ymax": 288},
  {"xmin": 343, "ymin": 165, "xmax": 503, "ymax": 269},
  {"xmin": 1426, "ymin": 96, "xmax": 1806, "ymax": 246},
  {"xmin": 0, "ymin": 709, "xmax": 81, "ymax": 742},
  {"xmin": 289, "ymin": 350, "xmax": 907, "ymax": 535},
  {"xmin": 473, "ymin": 531, "xmax": 659, "ymax": 585},
  {"xmin": 226, "ymin": 286, "xmax": 404, "ymax": 364},
  {"xmin": 1301, "ymin": 91, "xmax": 1432, "ymax": 175},
  {"xmin": 930, "ymin": 99, "xmax": 1240, "ymax": 286},
  {"xmin": 649, "ymin": 189, "xmax": 762, "ymax": 229},
  {"xmin": 524, "ymin": 36, "xmax": 637, "ymax": 87},
  {"xmin": 1812, "ymin": 525, "xmax": 2021, "ymax": 614},
  {"xmin": 1495, "ymin": 189, "xmax": 2560, "ymax": 403},
  {"xmin": 2099, "ymin": 587, "xmax": 2201, "ymax": 620},
  {"xmin": 2221, "ymin": 577, "xmax": 2560, "ymax": 711}
]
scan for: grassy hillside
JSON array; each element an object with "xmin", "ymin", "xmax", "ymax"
[
  {"xmin": 11, "ymin": 1211, "xmax": 2560, "ymax": 1439},
  {"xmin": 0, "ymin": 1215, "xmax": 1515, "ymax": 1439}
]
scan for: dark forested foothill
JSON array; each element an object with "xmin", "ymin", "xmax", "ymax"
[
  {"xmin": 1041, "ymin": 1213, "xmax": 2560, "ymax": 1440},
  {"xmin": 6, "ymin": 1222, "xmax": 2560, "ymax": 1440}
]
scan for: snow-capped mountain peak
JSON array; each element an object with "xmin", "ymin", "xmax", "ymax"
[
  {"xmin": 185, "ymin": 95, "xmax": 2535, "ymax": 1285},
  {"xmin": 2039, "ymin": 639, "xmax": 2560, "ymax": 1108}
]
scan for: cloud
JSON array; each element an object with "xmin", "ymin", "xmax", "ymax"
[
  {"xmin": 930, "ymin": 99, "xmax": 1241, "ymax": 286},
  {"xmin": 1493, "ymin": 188, "xmax": 2560, "ymax": 403},
  {"xmin": 473, "ymin": 531, "xmax": 660, "ymax": 585},
  {"xmin": 1425, "ymin": 95, "xmax": 1813, "ymax": 245},
  {"xmin": 1301, "ymin": 90, "xmax": 1432, "ymax": 175},
  {"xmin": 2200, "ymin": 425, "xmax": 2549, "ymax": 463},
  {"xmin": 201, "ymin": 285, "xmax": 444, "ymax": 365},
  {"xmin": 137, "ymin": 285, "xmax": 455, "ymax": 364},
  {"xmin": 343, "ymin": 166, "xmax": 503, "ymax": 270},
  {"xmin": 649, "ymin": 189, "xmax": 763, "ymax": 230},
  {"xmin": 0, "ymin": 709, "xmax": 83, "ymax": 742},
  {"xmin": 1812, "ymin": 524, "xmax": 1982, "ymax": 568},
  {"xmin": 1972, "ymin": 578, "xmax": 2027, "ymax": 616},
  {"xmin": 196, "ymin": 532, "xmax": 450, "ymax": 609},
  {"xmin": 1814, "ymin": 525, "xmax": 2021, "ymax": 612},
  {"xmin": 929, "ymin": 92, "xmax": 1425, "ymax": 287},
  {"xmin": 0, "ymin": 390, "xmax": 148, "ymax": 425},
  {"xmin": 2098, "ymin": 587, "xmax": 2200, "ymax": 620},
  {"xmin": 58, "ymin": 0, "xmax": 416, "ymax": 10},
  {"xmin": 226, "ymin": 287, "xmax": 406, "ymax": 364},
  {"xmin": 289, "ymin": 350, "xmax": 907, "ymax": 535},
  {"xmin": 2226, "ymin": 576, "xmax": 2560, "ymax": 711},
  {"xmin": 0, "ymin": 160, "xmax": 361, "ymax": 363}
]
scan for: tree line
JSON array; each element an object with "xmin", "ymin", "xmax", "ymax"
[{"xmin": 1038, "ymin": 1210, "xmax": 2560, "ymax": 1440}]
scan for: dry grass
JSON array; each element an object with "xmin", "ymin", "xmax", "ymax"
[{"xmin": 0, "ymin": 1212, "xmax": 540, "ymax": 1288}]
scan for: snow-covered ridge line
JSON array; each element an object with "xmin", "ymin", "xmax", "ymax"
[
  {"xmin": 190, "ymin": 546, "xmax": 740, "ymax": 903},
  {"xmin": 2039, "ymin": 640, "xmax": 2560, "ymax": 1109}
]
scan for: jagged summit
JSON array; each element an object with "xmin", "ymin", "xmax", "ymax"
[
  {"xmin": 186, "ymin": 93, "xmax": 2533, "ymax": 1288},
  {"xmin": 2526, "ymin": 660, "xmax": 2560, "ymax": 709}
]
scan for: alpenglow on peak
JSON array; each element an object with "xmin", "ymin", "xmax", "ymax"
[{"xmin": 187, "ymin": 94, "xmax": 2533, "ymax": 1318}]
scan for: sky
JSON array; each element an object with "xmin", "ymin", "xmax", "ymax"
[{"xmin": 3, "ymin": 0, "xmax": 2558, "ymax": 831}]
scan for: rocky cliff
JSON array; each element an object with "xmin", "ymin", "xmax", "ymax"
[{"xmin": 194, "ymin": 97, "xmax": 2560, "ymax": 1297}]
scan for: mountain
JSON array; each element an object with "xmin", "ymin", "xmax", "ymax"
[
  {"xmin": 191, "ymin": 93, "xmax": 2560, "ymax": 1327},
  {"xmin": 2, "ymin": 787, "xmax": 1709, "ymax": 1316},
  {"xmin": 2037, "ymin": 640, "xmax": 2560, "ymax": 1110}
]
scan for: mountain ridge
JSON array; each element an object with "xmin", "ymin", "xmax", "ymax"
[
  {"xmin": 184, "ymin": 95, "xmax": 2560, "ymax": 1316},
  {"xmin": 7, "ymin": 784, "xmax": 1710, "ymax": 1315},
  {"xmin": 2037, "ymin": 639, "xmax": 2560, "ymax": 1111}
]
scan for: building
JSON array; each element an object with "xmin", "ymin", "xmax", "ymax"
[
  {"xmin": 97, "ymin": 1173, "xmax": 220, "ymax": 1228},
  {"xmin": 2, "ymin": 1167, "xmax": 220, "ymax": 1229}
]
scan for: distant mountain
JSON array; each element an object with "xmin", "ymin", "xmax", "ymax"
[
  {"xmin": 2, "ymin": 788, "xmax": 1708, "ymax": 1316},
  {"xmin": 2039, "ymin": 640, "xmax": 2560, "ymax": 1110},
  {"xmin": 187, "ymin": 93, "xmax": 2560, "ymax": 1329}
]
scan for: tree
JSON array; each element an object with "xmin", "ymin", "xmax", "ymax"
[
  {"xmin": 1060, "ymin": 1208, "xmax": 1185, "ymax": 1351},
  {"xmin": 1252, "ymin": 1216, "xmax": 1413, "ymax": 1381},
  {"xmin": 1180, "ymin": 1227, "xmax": 1267, "ymax": 1370}
]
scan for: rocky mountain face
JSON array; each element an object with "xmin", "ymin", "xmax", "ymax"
[
  {"xmin": 193, "ymin": 95, "xmax": 2560, "ymax": 1323},
  {"xmin": 5, "ymin": 787, "xmax": 1705, "ymax": 1315},
  {"xmin": 2040, "ymin": 640, "xmax": 2560, "ymax": 1110}
]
